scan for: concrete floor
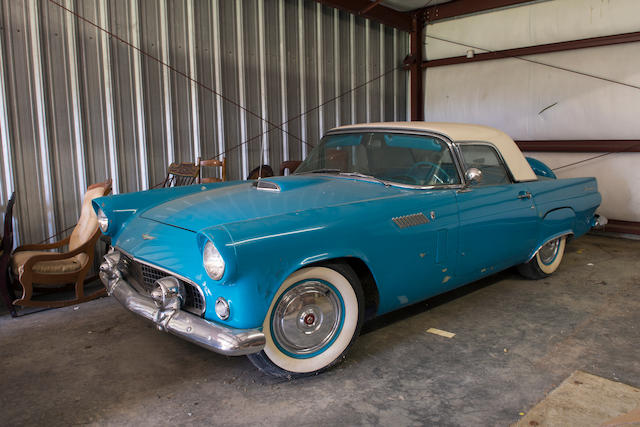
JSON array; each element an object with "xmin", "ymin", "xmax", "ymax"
[{"xmin": 1, "ymin": 234, "xmax": 638, "ymax": 426}]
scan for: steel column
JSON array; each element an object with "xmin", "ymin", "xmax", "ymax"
[
  {"xmin": 409, "ymin": 14, "xmax": 424, "ymax": 121},
  {"xmin": 186, "ymin": 0, "xmax": 200, "ymax": 161},
  {"xmin": 130, "ymin": 0, "xmax": 148, "ymax": 189},
  {"xmin": 297, "ymin": 0, "xmax": 308, "ymax": 157},
  {"xmin": 211, "ymin": 0, "xmax": 225, "ymax": 166},
  {"xmin": 258, "ymin": 0, "xmax": 269, "ymax": 164},
  {"xmin": 278, "ymin": 0, "xmax": 289, "ymax": 161}
]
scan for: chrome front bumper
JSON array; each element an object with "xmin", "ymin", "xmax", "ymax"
[{"xmin": 99, "ymin": 256, "xmax": 265, "ymax": 356}]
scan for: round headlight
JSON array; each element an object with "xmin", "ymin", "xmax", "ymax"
[
  {"xmin": 97, "ymin": 208, "xmax": 109, "ymax": 233},
  {"xmin": 203, "ymin": 241, "xmax": 225, "ymax": 280},
  {"xmin": 215, "ymin": 297, "xmax": 230, "ymax": 320}
]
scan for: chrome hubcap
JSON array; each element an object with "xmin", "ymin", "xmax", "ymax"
[
  {"xmin": 539, "ymin": 238, "xmax": 560, "ymax": 265},
  {"xmin": 272, "ymin": 281, "xmax": 342, "ymax": 356}
]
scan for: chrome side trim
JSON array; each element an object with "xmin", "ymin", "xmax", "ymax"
[
  {"xmin": 115, "ymin": 247, "xmax": 206, "ymax": 316},
  {"xmin": 392, "ymin": 213, "xmax": 430, "ymax": 229},
  {"xmin": 100, "ymin": 255, "xmax": 265, "ymax": 356},
  {"xmin": 526, "ymin": 231, "xmax": 573, "ymax": 263}
]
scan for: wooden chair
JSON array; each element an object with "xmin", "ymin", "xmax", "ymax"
[
  {"xmin": 10, "ymin": 180, "xmax": 112, "ymax": 308},
  {"xmin": 247, "ymin": 165, "xmax": 274, "ymax": 180},
  {"xmin": 0, "ymin": 192, "xmax": 17, "ymax": 317},
  {"xmin": 279, "ymin": 160, "xmax": 302, "ymax": 176},
  {"xmin": 197, "ymin": 157, "xmax": 226, "ymax": 183},
  {"xmin": 160, "ymin": 162, "xmax": 200, "ymax": 187}
]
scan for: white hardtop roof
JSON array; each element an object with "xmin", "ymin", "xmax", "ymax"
[{"xmin": 330, "ymin": 121, "xmax": 537, "ymax": 182}]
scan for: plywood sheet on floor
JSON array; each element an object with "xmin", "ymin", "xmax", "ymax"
[{"xmin": 514, "ymin": 370, "xmax": 640, "ymax": 427}]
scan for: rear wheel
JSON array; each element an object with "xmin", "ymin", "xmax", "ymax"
[
  {"xmin": 518, "ymin": 236, "xmax": 567, "ymax": 279},
  {"xmin": 248, "ymin": 264, "xmax": 364, "ymax": 378}
]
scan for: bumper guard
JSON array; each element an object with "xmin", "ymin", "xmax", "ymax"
[{"xmin": 99, "ymin": 254, "xmax": 265, "ymax": 356}]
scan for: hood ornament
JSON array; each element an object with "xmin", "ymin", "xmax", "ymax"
[{"xmin": 142, "ymin": 234, "xmax": 156, "ymax": 240}]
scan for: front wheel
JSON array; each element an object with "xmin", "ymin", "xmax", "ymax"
[
  {"xmin": 518, "ymin": 236, "xmax": 567, "ymax": 279},
  {"xmin": 247, "ymin": 264, "xmax": 364, "ymax": 378}
]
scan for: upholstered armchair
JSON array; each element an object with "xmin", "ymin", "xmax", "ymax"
[{"xmin": 11, "ymin": 180, "xmax": 112, "ymax": 308}]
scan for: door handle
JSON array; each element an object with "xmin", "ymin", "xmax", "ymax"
[{"xmin": 517, "ymin": 191, "xmax": 532, "ymax": 200}]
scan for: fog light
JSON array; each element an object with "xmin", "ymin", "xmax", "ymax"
[{"xmin": 215, "ymin": 297, "xmax": 230, "ymax": 320}]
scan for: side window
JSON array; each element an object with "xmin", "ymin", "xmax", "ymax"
[{"xmin": 459, "ymin": 144, "xmax": 511, "ymax": 185}]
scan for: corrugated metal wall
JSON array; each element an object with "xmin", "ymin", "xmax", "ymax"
[{"xmin": 0, "ymin": 0, "xmax": 409, "ymax": 246}]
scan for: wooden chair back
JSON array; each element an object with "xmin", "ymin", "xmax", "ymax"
[
  {"xmin": 279, "ymin": 160, "xmax": 302, "ymax": 176},
  {"xmin": 247, "ymin": 165, "xmax": 274, "ymax": 180},
  {"xmin": 161, "ymin": 162, "xmax": 200, "ymax": 187},
  {"xmin": 198, "ymin": 157, "xmax": 226, "ymax": 183}
]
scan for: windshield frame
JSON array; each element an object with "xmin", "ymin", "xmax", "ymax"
[{"xmin": 295, "ymin": 128, "xmax": 466, "ymax": 190}]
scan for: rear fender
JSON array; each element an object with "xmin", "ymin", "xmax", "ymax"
[{"xmin": 528, "ymin": 208, "xmax": 575, "ymax": 261}]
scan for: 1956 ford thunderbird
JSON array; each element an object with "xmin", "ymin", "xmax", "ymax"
[{"xmin": 95, "ymin": 122, "xmax": 605, "ymax": 378}]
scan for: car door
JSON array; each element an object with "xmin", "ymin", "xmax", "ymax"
[{"xmin": 454, "ymin": 142, "xmax": 539, "ymax": 280}]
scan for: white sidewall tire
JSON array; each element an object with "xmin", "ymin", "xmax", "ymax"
[
  {"xmin": 262, "ymin": 266, "xmax": 359, "ymax": 374},
  {"xmin": 536, "ymin": 236, "xmax": 566, "ymax": 275}
]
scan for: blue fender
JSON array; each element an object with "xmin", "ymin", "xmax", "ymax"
[
  {"xmin": 528, "ymin": 207, "xmax": 575, "ymax": 260},
  {"xmin": 526, "ymin": 157, "xmax": 557, "ymax": 179}
]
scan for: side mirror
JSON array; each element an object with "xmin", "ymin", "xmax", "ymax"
[{"xmin": 465, "ymin": 167, "xmax": 483, "ymax": 185}]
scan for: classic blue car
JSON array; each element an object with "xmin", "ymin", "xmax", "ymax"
[{"xmin": 95, "ymin": 122, "xmax": 604, "ymax": 378}]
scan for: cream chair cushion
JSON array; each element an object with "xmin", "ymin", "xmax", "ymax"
[
  {"xmin": 11, "ymin": 250, "xmax": 84, "ymax": 275},
  {"xmin": 11, "ymin": 186, "xmax": 105, "ymax": 277}
]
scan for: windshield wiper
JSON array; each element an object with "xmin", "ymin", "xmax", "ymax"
[{"xmin": 338, "ymin": 172, "xmax": 389, "ymax": 186}]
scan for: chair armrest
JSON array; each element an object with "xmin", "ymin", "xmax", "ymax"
[
  {"xmin": 15, "ymin": 236, "xmax": 71, "ymax": 252},
  {"xmin": 20, "ymin": 237, "xmax": 95, "ymax": 274}
]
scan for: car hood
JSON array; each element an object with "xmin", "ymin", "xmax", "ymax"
[{"xmin": 140, "ymin": 175, "xmax": 407, "ymax": 232}]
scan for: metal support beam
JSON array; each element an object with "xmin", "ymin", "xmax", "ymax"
[
  {"xmin": 515, "ymin": 140, "xmax": 640, "ymax": 153},
  {"xmin": 422, "ymin": 0, "xmax": 536, "ymax": 23},
  {"xmin": 600, "ymin": 220, "xmax": 640, "ymax": 236},
  {"xmin": 423, "ymin": 31, "xmax": 640, "ymax": 68},
  {"xmin": 407, "ymin": 14, "xmax": 424, "ymax": 121},
  {"xmin": 312, "ymin": 0, "xmax": 412, "ymax": 32}
]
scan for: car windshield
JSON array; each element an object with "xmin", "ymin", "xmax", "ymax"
[{"xmin": 296, "ymin": 132, "xmax": 461, "ymax": 186}]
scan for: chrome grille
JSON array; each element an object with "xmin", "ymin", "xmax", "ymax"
[
  {"xmin": 118, "ymin": 253, "xmax": 205, "ymax": 316},
  {"xmin": 392, "ymin": 213, "xmax": 430, "ymax": 229}
]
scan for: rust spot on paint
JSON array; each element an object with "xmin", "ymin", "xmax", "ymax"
[{"xmin": 442, "ymin": 275, "xmax": 451, "ymax": 284}]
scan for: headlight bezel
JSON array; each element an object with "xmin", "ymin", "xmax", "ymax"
[
  {"xmin": 203, "ymin": 240, "xmax": 225, "ymax": 280},
  {"xmin": 97, "ymin": 208, "xmax": 110, "ymax": 233}
]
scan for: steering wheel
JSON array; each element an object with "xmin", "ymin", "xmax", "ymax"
[{"xmin": 407, "ymin": 161, "xmax": 451, "ymax": 185}]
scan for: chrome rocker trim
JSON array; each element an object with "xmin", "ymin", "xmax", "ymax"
[{"xmin": 99, "ymin": 256, "xmax": 265, "ymax": 357}]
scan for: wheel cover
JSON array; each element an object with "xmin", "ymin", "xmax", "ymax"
[
  {"xmin": 539, "ymin": 238, "xmax": 560, "ymax": 265},
  {"xmin": 271, "ymin": 279, "xmax": 344, "ymax": 358}
]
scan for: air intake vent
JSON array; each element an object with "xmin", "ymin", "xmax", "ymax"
[
  {"xmin": 254, "ymin": 179, "xmax": 281, "ymax": 192},
  {"xmin": 392, "ymin": 213, "xmax": 429, "ymax": 229}
]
